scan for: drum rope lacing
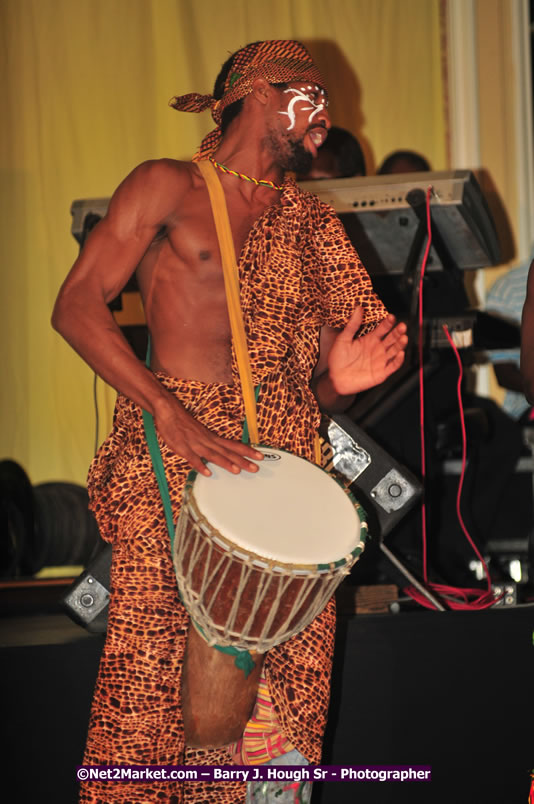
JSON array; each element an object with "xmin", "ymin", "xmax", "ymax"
[
  {"xmin": 177, "ymin": 466, "xmax": 368, "ymax": 646},
  {"xmin": 176, "ymin": 480, "xmax": 365, "ymax": 653}
]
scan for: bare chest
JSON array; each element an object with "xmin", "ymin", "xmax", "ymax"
[
  {"xmin": 140, "ymin": 187, "xmax": 273, "ymax": 301},
  {"xmin": 135, "ymin": 185, "xmax": 275, "ymax": 379}
]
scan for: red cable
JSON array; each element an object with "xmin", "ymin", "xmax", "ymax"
[
  {"xmin": 441, "ymin": 324, "xmax": 492, "ymax": 593},
  {"xmin": 404, "ymin": 186, "xmax": 497, "ymax": 611}
]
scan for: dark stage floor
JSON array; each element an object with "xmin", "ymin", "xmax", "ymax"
[{"xmin": 2, "ymin": 582, "xmax": 533, "ymax": 804}]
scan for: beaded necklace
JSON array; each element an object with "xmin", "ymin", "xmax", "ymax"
[{"xmin": 208, "ymin": 158, "xmax": 283, "ymax": 191}]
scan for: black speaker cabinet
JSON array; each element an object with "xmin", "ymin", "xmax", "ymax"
[{"xmin": 321, "ymin": 413, "xmax": 423, "ymax": 539}]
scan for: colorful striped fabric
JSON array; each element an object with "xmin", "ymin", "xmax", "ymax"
[{"xmin": 229, "ymin": 670, "xmax": 295, "ymax": 765}]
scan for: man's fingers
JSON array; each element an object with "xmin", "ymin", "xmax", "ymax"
[
  {"xmin": 211, "ymin": 436, "xmax": 264, "ymax": 472},
  {"xmin": 381, "ymin": 323, "xmax": 408, "ymax": 352},
  {"xmin": 185, "ymin": 444, "xmax": 249, "ymax": 476},
  {"xmin": 219, "ymin": 439, "xmax": 264, "ymax": 461},
  {"xmin": 183, "ymin": 450, "xmax": 213, "ymax": 477},
  {"xmin": 338, "ymin": 306, "xmax": 364, "ymax": 341},
  {"xmin": 382, "ymin": 351, "xmax": 406, "ymax": 380},
  {"xmin": 385, "ymin": 330, "xmax": 408, "ymax": 352},
  {"xmin": 186, "ymin": 433, "xmax": 263, "ymax": 475},
  {"xmin": 214, "ymin": 441, "xmax": 263, "ymax": 474},
  {"xmin": 388, "ymin": 350, "xmax": 406, "ymax": 368},
  {"xmin": 372, "ymin": 313, "xmax": 397, "ymax": 338},
  {"xmin": 158, "ymin": 405, "xmax": 265, "ymax": 476},
  {"xmin": 375, "ymin": 315, "xmax": 406, "ymax": 342}
]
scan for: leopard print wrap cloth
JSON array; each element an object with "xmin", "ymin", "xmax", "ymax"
[{"xmin": 81, "ymin": 177, "xmax": 387, "ymax": 803}]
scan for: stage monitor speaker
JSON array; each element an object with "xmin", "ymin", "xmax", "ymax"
[
  {"xmin": 61, "ymin": 544, "xmax": 111, "ymax": 633},
  {"xmin": 320, "ymin": 413, "xmax": 423, "ymax": 539}
]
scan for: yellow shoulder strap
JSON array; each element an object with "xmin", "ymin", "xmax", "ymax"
[{"xmin": 197, "ymin": 159, "xmax": 259, "ymax": 445}]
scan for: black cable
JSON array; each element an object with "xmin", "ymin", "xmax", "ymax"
[{"xmin": 93, "ymin": 372, "xmax": 99, "ymax": 456}]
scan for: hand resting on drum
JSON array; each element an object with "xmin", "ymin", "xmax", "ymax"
[{"xmin": 153, "ymin": 392, "xmax": 263, "ymax": 478}]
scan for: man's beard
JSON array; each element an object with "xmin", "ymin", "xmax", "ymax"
[
  {"xmin": 266, "ymin": 127, "xmax": 314, "ymax": 174},
  {"xmin": 282, "ymin": 137, "xmax": 313, "ymax": 174}
]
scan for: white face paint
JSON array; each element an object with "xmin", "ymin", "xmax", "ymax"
[{"xmin": 278, "ymin": 84, "xmax": 328, "ymax": 131}]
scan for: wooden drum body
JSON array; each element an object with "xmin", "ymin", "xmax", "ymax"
[{"xmin": 174, "ymin": 447, "xmax": 368, "ymax": 747}]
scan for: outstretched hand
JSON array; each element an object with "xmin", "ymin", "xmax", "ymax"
[{"xmin": 327, "ymin": 307, "xmax": 408, "ymax": 396}]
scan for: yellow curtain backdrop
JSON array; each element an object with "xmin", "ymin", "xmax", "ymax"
[{"xmin": 1, "ymin": 0, "xmax": 447, "ymax": 486}]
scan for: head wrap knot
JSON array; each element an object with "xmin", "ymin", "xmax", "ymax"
[{"xmin": 169, "ymin": 40, "xmax": 327, "ymax": 160}]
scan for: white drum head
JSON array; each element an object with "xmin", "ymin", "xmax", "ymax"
[{"xmin": 192, "ymin": 447, "xmax": 360, "ymax": 566}]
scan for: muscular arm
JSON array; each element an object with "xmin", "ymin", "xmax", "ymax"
[
  {"xmin": 52, "ymin": 160, "xmax": 261, "ymax": 475},
  {"xmin": 520, "ymin": 260, "xmax": 534, "ymax": 404},
  {"xmin": 53, "ymin": 162, "xmax": 172, "ymax": 410}
]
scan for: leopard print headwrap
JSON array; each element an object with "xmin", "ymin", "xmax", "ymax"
[{"xmin": 169, "ymin": 40, "xmax": 327, "ymax": 160}]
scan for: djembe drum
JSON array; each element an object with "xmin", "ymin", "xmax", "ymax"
[{"xmin": 174, "ymin": 446, "xmax": 367, "ymax": 747}]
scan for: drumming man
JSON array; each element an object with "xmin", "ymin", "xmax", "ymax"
[{"xmin": 52, "ymin": 40, "xmax": 407, "ymax": 804}]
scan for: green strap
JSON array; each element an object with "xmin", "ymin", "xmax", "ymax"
[
  {"xmin": 142, "ymin": 335, "xmax": 256, "ymax": 677},
  {"xmin": 242, "ymin": 384, "xmax": 261, "ymax": 444},
  {"xmin": 193, "ymin": 622, "xmax": 256, "ymax": 676},
  {"xmin": 142, "ymin": 336, "xmax": 176, "ymax": 550},
  {"xmin": 142, "ymin": 412, "xmax": 176, "ymax": 553}
]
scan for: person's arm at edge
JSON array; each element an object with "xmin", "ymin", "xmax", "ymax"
[{"xmin": 520, "ymin": 260, "xmax": 534, "ymax": 404}]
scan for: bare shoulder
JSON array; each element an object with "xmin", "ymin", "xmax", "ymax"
[
  {"xmin": 107, "ymin": 158, "xmax": 196, "ymax": 225},
  {"xmin": 122, "ymin": 157, "xmax": 194, "ymax": 190}
]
